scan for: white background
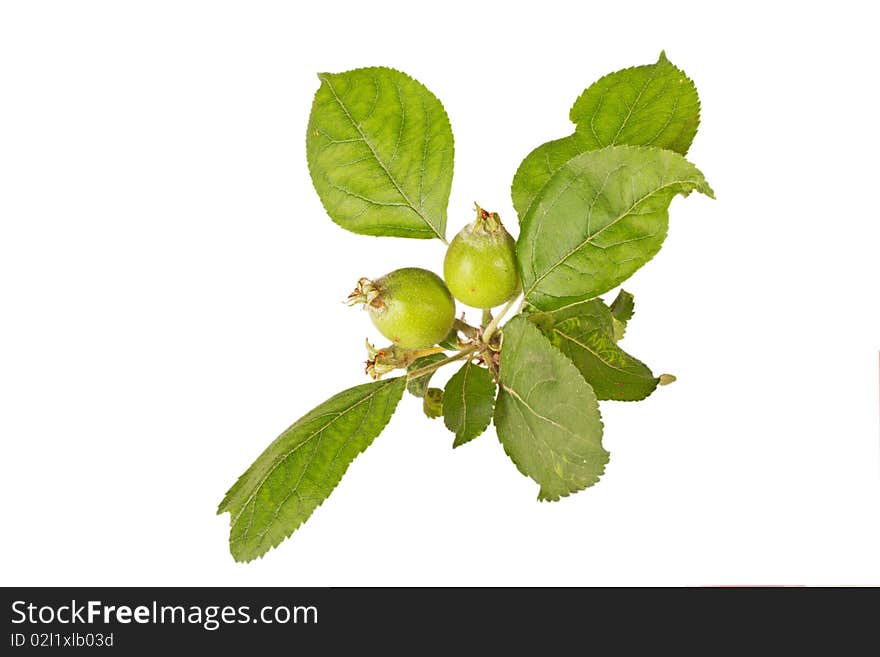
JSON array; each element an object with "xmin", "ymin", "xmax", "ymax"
[{"xmin": 2, "ymin": 1, "xmax": 878, "ymax": 586}]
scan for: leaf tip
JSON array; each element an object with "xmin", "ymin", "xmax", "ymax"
[
  {"xmin": 657, "ymin": 50, "xmax": 669, "ymax": 64},
  {"xmin": 216, "ymin": 489, "xmax": 235, "ymax": 515},
  {"xmin": 229, "ymin": 544, "xmax": 263, "ymax": 564}
]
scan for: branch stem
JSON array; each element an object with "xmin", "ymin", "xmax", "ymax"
[{"xmin": 406, "ymin": 345, "xmax": 478, "ymax": 381}]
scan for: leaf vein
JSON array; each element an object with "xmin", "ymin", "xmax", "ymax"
[{"xmin": 320, "ymin": 75, "xmax": 444, "ymax": 240}]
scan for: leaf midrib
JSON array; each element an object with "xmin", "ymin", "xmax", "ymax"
[
  {"xmin": 227, "ymin": 379, "xmax": 398, "ymax": 529},
  {"xmin": 553, "ymin": 327, "xmax": 646, "ymax": 380},
  {"xmin": 320, "ymin": 74, "xmax": 445, "ymax": 242},
  {"xmin": 501, "ymin": 383, "xmax": 582, "ymax": 441},
  {"xmin": 246, "ymin": 392, "xmax": 376, "ymax": 552},
  {"xmin": 606, "ymin": 62, "xmax": 661, "ymax": 145},
  {"xmin": 501, "ymin": 385, "xmax": 600, "ymax": 480},
  {"xmin": 524, "ymin": 177, "xmax": 691, "ymax": 301},
  {"xmin": 457, "ymin": 362, "xmax": 471, "ymax": 438}
]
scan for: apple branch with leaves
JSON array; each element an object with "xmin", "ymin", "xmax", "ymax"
[{"xmin": 218, "ymin": 53, "xmax": 715, "ymax": 562}]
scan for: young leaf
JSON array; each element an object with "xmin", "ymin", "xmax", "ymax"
[
  {"xmin": 406, "ymin": 353, "xmax": 448, "ymax": 398},
  {"xmin": 307, "ymin": 67, "xmax": 453, "ymax": 241},
  {"xmin": 494, "ymin": 316, "xmax": 608, "ymax": 501},
  {"xmin": 609, "ymin": 289, "xmax": 635, "ymax": 323},
  {"xmin": 442, "ymin": 361, "xmax": 496, "ymax": 448},
  {"xmin": 423, "ymin": 388, "xmax": 444, "ymax": 419},
  {"xmin": 217, "ymin": 377, "xmax": 406, "ymax": 562},
  {"xmin": 611, "ymin": 317, "xmax": 627, "ymax": 343},
  {"xmin": 511, "ymin": 52, "xmax": 700, "ymax": 220},
  {"xmin": 609, "ymin": 289, "xmax": 635, "ymax": 342},
  {"xmin": 518, "ymin": 145, "xmax": 714, "ymax": 312}
]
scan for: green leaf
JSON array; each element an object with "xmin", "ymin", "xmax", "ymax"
[
  {"xmin": 544, "ymin": 317, "xmax": 658, "ymax": 401},
  {"xmin": 526, "ymin": 298, "xmax": 613, "ymax": 336},
  {"xmin": 494, "ymin": 316, "xmax": 608, "ymax": 501},
  {"xmin": 511, "ymin": 52, "xmax": 700, "ymax": 220},
  {"xmin": 406, "ymin": 353, "xmax": 448, "ymax": 398},
  {"xmin": 511, "ymin": 133, "xmax": 592, "ymax": 222},
  {"xmin": 438, "ymin": 328, "xmax": 460, "ymax": 350},
  {"xmin": 423, "ymin": 388, "xmax": 443, "ymax": 418},
  {"xmin": 609, "ymin": 289, "xmax": 635, "ymax": 323},
  {"xmin": 611, "ymin": 317, "xmax": 627, "ymax": 343},
  {"xmin": 442, "ymin": 361, "xmax": 496, "ymax": 448},
  {"xmin": 217, "ymin": 377, "xmax": 406, "ymax": 562},
  {"xmin": 306, "ymin": 67, "xmax": 453, "ymax": 240},
  {"xmin": 518, "ymin": 145, "xmax": 714, "ymax": 311},
  {"xmin": 609, "ymin": 289, "xmax": 635, "ymax": 342},
  {"xmin": 528, "ymin": 299, "xmax": 657, "ymax": 401},
  {"xmin": 569, "ymin": 51, "xmax": 700, "ymax": 154}
]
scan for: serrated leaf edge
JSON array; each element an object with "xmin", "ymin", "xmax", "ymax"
[
  {"xmin": 218, "ymin": 377, "xmax": 405, "ymax": 562},
  {"xmin": 306, "ymin": 66, "xmax": 453, "ymax": 242},
  {"xmin": 443, "ymin": 361, "xmax": 496, "ymax": 448},
  {"xmin": 521, "ymin": 146, "xmax": 713, "ymax": 307},
  {"xmin": 568, "ymin": 51, "xmax": 701, "ymax": 154},
  {"xmin": 495, "ymin": 317, "xmax": 608, "ymax": 502},
  {"xmin": 550, "ymin": 322, "xmax": 659, "ymax": 403},
  {"xmin": 511, "ymin": 52, "xmax": 704, "ymax": 224}
]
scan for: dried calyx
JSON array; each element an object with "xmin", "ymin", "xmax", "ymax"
[
  {"xmin": 346, "ymin": 277, "xmax": 382, "ymax": 308},
  {"xmin": 471, "ymin": 202, "xmax": 503, "ymax": 234}
]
